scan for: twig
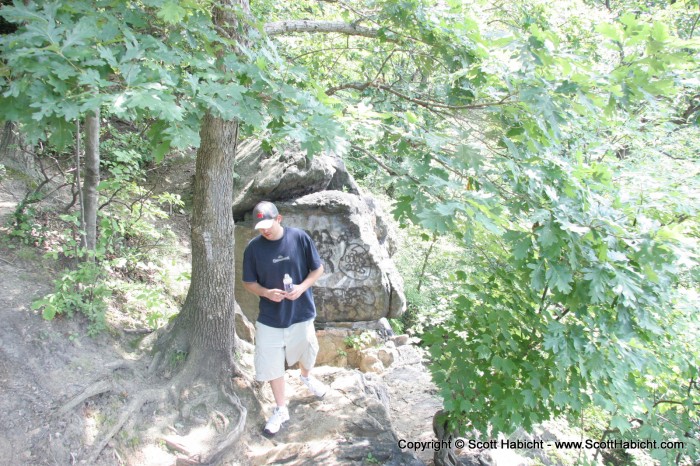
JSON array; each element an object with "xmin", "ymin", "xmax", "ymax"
[
  {"xmin": 689, "ymin": 14, "xmax": 699, "ymax": 38},
  {"xmin": 161, "ymin": 437, "xmax": 193, "ymax": 456},
  {"xmin": 327, "ymin": 81, "xmax": 515, "ymax": 111},
  {"xmin": 121, "ymin": 327, "xmax": 154, "ymax": 335},
  {"xmin": 417, "ymin": 234, "xmax": 437, "ymax": 292}
]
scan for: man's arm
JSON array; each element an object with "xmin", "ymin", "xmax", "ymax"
[
  {"xmin": 242, "ymin": 281, "xmax": 286, "ymax": 303},
  {"xmin": 285, "ymin": 264, "xmax": 324, "ymax": 301}
]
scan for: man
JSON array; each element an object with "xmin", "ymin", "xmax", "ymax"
[{"xmin": 242, "ymin": 201, "xmax": 328, "ymax": 437}]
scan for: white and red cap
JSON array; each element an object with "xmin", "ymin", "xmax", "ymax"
[{"xmin": 252, "ymin": 201, "xmax": 279, "ymax": 229}]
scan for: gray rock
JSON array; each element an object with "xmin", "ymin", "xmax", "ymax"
[
  {"xmin": 232, "ymin": 140, "xmax": 359, "ymax": 219},
  {"xmin": 234, "ymin": 191, "xmax": 406, "ymax": 324},
  {"xmin": 233, "ymin": 302, "xmax": 255, "ymax": 343},
  {"xmin": 250, "ymin": 368, "xmax": 423, "ymax": 466}
]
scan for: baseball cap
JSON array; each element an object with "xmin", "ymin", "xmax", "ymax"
[{"xmin": 252, "ymin": 201, "xmax": 279, "ymax": 229}]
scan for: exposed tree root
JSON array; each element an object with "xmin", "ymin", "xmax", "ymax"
[
  {"xmin": 56, "ymin": 361, "xmax": 132, "ymax": 416},
  {"xmin": 57, "ymin": 379, "xmax": 114, "ymax": 416},
  {"xmin": 162, "ymin": 436, "xmax": 194, "ymax": 456},
  {"xmin": 86, "ymin": 388, "xmax": 168, "ymax": 464},
  {"xmin": 57, "ymin": 350, "xmax": 251, "ymax": 464},
  {"xmin": 200, "ymin": 384, "xmax": 247, "ymax": 465}
]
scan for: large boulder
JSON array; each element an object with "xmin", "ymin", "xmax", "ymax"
[
  {"xmin": 234, "ymin": 190, "xmax": 406, "ymax": 324},
  {"xmin": 232, "ymin": 140, "xmax": 360, "ymax": 219}
]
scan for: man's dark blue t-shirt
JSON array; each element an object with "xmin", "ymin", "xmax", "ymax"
[{"xmin": 242, "ymin": 227, "xmax": 323, "ymax": 328}]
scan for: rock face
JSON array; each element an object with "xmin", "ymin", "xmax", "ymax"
[
  {"xmin": 233, "ymin": 142, "xmax": 406, "ymax": 327},
  {"xmin": 231, "ymin": 139, "xmax": 360, "ymax": 219}
]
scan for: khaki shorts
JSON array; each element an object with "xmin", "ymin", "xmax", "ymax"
[{"xmin": 254, "ymin": 320, "xmax": 319, "ymax": 382}]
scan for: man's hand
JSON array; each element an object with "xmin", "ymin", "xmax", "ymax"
[
  {"xmin": 284, "ymin": 285, "xmax": 306, "ymax": 301},
  {"xmin": 265, "ymin": 288, "xmax": 287, "ymax": 302},
  {"xmin": 285, "ymin": 265, "xmax": 324, "ymax": 301}
]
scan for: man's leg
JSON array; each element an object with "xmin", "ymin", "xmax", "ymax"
[
  {"xmin": 269, "ymin": 375, "xmax": 286, "ymax": 406},
  {"xmin": 263, "ymin": 377, "xmax": 289, "ymax": 436},
  {"xmin": 298, "ymin": 320, "xmax": 327, "ymax": 397},
  {"xmin": 255, "ymin": 323, "xmax": 290, "ymax": 436}
]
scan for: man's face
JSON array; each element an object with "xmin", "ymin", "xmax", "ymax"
[{"xmin": 258, "ymin": 215, "xmax": 283, "ymax": 240}]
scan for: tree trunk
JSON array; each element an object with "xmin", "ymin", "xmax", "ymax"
[
  {"xmin": 155, "ymin": 114, "xmax": 239, "ymax": 377},
  {"xmin": 82, "ymin": 109, "xmax": 100, "ymax": 253},
  {"xmin": 0, "ymin": 121, "xmax": 38, "ymax": 180},
  {"xmin": 152, "ymin": 0, "xmax": 248, "ymax": 377}
]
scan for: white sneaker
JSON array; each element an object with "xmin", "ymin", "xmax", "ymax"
[
  {"xmin": 263, "ymin": 406, "xmax": 289, "ymax": 436},
  {"xmin": 300, "ymin": 375, "xmax": 328, "ymax": 398}
]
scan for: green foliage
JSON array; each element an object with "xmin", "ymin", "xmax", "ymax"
[
  {"xmin": 23, "ymin": 125, "xmax": 188, "ymax": 336},
  {"xmin": 9, "ymin": 192, "xmax": 48, "ymax": 245},
  {"xmin": 393, "ymin": 227, "xmax": 461, "ymax": 335},
  {"xmin": 3, "ymin": 0, "xmax": 699, "ymax": 462},
  {"xmin": 169, "ymin": 350, "xmax": 188, "ymax": 368},
  {"xmin": 344, "ymin": 331, "xmax": 375, "ymax": 350},
  {"xmin": 266, "ymin": 0, "xmax": 699, "ymax": 462},
  {"xmin": 387, "ymin": 318, "xmax": 403, "ymax": 336},
  {"xmin": 31, "ymin": 260, "xmax": 111, "ymax": 336},
  {"xmin": 0, "ymin": 0, "xmax": 344, "ymax": 158}
]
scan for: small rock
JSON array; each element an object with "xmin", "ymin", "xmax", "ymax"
[
  {"xmin": 376, "ymin": 348, "xmax": 396, "ymax": 367},
  {"xmin": 360, "ymin": 354, "xmax": 384, "ymax": 374},
  {"xmin": 392, "ymin": 334, "xmax": 410, "ymax": 346}
]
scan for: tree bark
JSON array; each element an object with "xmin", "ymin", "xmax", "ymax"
[
  {"xmin": 155, "ymin": 113, "xmax": 239, "ymax": 376},
  {"xmin": 0, "ymin": 121, "xmax": 38, "ymax": 180},
  {"xmin": 184, "ymin": 114, "xmax": 238, "ymax": 350},
  {"xmin": 83, "ymin": 109, "xmax": 100, "ymax": 253}
]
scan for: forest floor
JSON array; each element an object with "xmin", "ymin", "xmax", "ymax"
[{"xmin": 0, "ymin": 169, "xmax": 445, "ymax": 466}]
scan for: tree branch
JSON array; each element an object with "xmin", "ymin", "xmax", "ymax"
[
  {"xmin": 327, "ymin": 81, "xmax": 515, "ymax": 110},
  {"xmin": 689, "ymin": 14, "xmax": 699, "ymax": 38},
  {"xmin": 350, "ymin": 144, "xmax": 420, "ymax": 184},
  {"xmin": 264, "ymin": 20, "xmax": 383, "ymax": 40}
]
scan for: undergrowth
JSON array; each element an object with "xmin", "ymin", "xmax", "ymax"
[{"xmin": 4, "ymin": 126, "xmax": 190, "ymax": 336}]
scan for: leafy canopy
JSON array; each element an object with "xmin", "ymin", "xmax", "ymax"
[
  {"xmin": 259, "ymin": 0, "xmax": 699, "ymax": 461},
  {"xmin": 0, "ymin": 0, "xmax": 344, "ymax": 158}
]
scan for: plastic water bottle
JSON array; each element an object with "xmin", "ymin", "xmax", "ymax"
[{"xmin": 283, "ymin": 274, "xmax": 294, "ymax": 292}]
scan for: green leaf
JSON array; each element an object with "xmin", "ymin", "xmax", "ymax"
[
  {"xmin": 583, "ymin": 267, "xmax": 607, "ymax": 303},
  {"xmin": 48, "ymin": 118, "xmax": 73, "ymax": 149},
  {"xmin": 157, "ymin": 2, "xmax": 187, "ymax": 25},
  {"xmin": 547, "ymin": 263, "xmax": 573, "ymax": 294},
  {"xmin": 536, "ymin": 221, "xmax": 558, "ymax": 248},
  {"xmin": 610, "ymin": 415, "xmax": 630, "ymax": 434},
  {"xmin": 152, "ymin": 140, "xmax": 170, "ymax": 163}
]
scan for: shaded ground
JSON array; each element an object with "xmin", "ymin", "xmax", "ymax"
[{"xmin": 0, "ymin": 178, "xmax": 130, "ymax": 465}]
